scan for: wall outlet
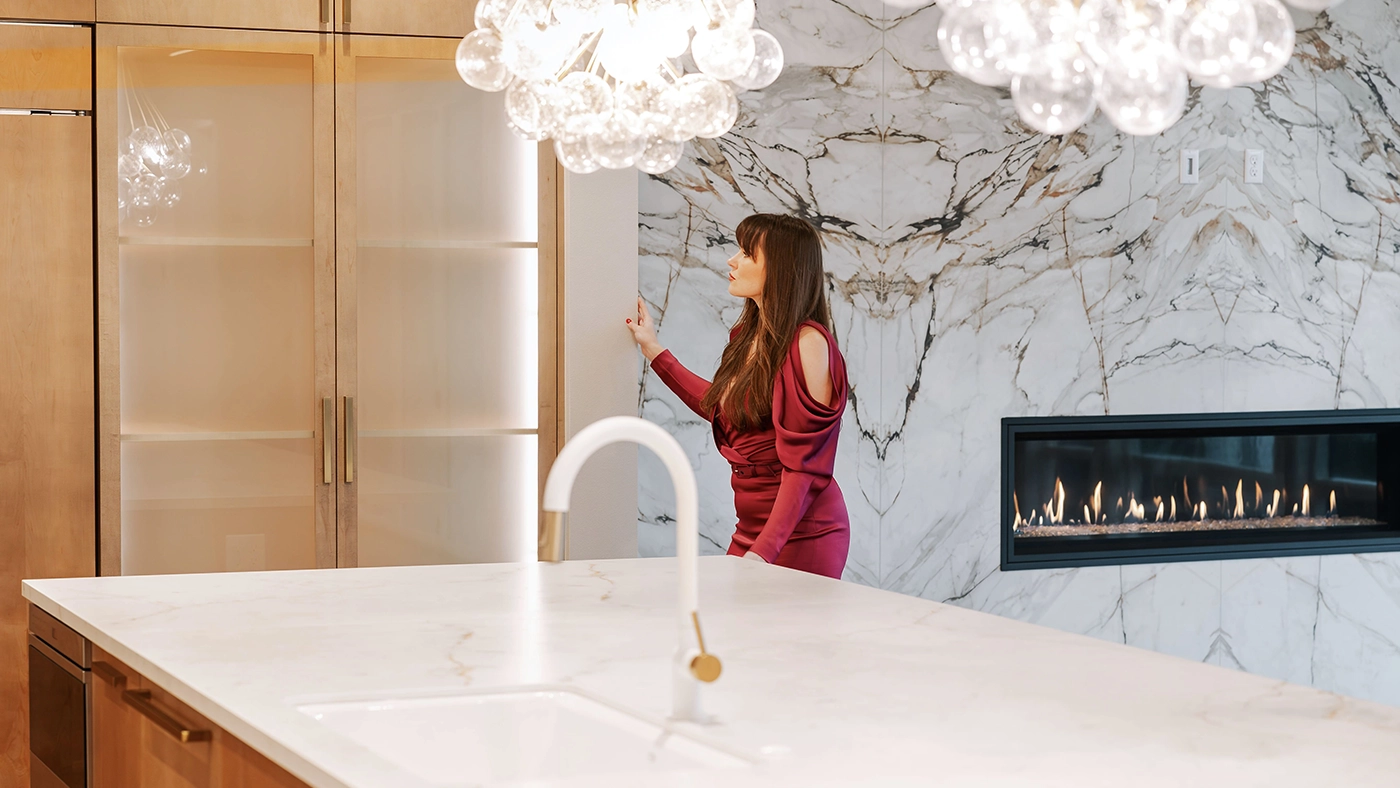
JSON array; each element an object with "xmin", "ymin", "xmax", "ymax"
[
  {"xmin": 1245, "ymin": 149, "xmax": 1264, "ymax": 184},
  {"xmin": 1180, "ymin": 149, "xmax": 1200, "ymax": 184}
]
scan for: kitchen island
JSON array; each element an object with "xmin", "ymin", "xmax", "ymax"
[{"xmin": 23, "ymin": 556, "xmax": 1400, "ymax": 787}]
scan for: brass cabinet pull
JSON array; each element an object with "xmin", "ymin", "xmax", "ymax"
[
  {"xmin": 344, "ymin": 396, "xmax": 356, "ymax": 484},
  {"xmin": 321, "ymin": 0, "xmax": 330, "ymax": 24},
  {"xmin": 122, "ymin": 690, "xmax": 212, "ymax": 743},
  {"xmin": 93, "ymin": 661, "xmax": 127, "ymax": 688},
  {"xmin": 322, "ymin": 397, "xmax": 334, "ymax": 485},
  {"xmin": 342, "ymin": 0, "xmax": 351, "ymax": 25}
]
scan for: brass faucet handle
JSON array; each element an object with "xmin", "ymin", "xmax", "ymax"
[{"xmin": 688, "ymin": 611, "xmax": 722, "ymax": 683}]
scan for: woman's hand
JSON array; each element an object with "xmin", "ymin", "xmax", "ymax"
[
  {"xmin": 742, "ymin": 551, "xmax": 768, "ymax": 563},
  {"xmin": 626, "ymin": 296, "xmax": 666, "ymax": 362}
]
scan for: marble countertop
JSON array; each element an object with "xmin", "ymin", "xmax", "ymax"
[{"xmin": 23, "ymin": 557, "xmax": 1400, "ymax": 787}]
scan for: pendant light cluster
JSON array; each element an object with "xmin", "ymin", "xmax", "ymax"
[
  {"xmin": 456, "ymin": 0, "xmax": 785, "ymax": 174},
  {"xmin": 886, "ymin": 0, "xmax": 1334, "ymax": 136}
]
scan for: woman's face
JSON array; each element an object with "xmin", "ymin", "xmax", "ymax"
[{"xmin": 727, "ymin": 244, "xmax": 765, "ymax": 301}]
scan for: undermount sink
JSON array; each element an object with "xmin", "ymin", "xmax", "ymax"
[{"xmin": 296, "ymin": 686, "xmax": 753, "ymax": 787}]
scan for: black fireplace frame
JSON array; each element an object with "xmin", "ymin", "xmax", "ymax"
[{"xmin": 1000, "ymin": 408, "xmax": 1400, "ymax": 571}]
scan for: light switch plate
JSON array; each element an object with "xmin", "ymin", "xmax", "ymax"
[
  {"xmin": 1245, "ymin": 149, "xmax": 1264, "ymax": 184},
  {"xmin": 1180, "ymin": 149, "xmax": 1200, "ymax": 184}
]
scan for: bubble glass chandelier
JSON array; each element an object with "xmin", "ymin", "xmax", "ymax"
[
  {"xmin": 456, "ymin": 0, "xmax": 785, "ymax": 174},
  {"xmin": 885, "ymin": 0, "xmax": 1335, "ymax": 136}
]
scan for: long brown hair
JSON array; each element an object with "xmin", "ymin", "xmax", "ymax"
[{"xmin": 701, "ymin": 213, "xmax": 834, "ymax": 431}]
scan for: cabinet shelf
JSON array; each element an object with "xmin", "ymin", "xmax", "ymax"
[
  {"xmin": 359, "ymin": 427, "xmax": 536, "ymax": 438},
  {"xmin": 119, "ymin": 236, "xmax": 314, "ymax": 248},
  {"xmin": 120, "ymin": 430, "xmax": 314, "ymax": 442},
  {"xmin": 356, "ymin": 239, "xmax": 536, "ymax": 250}
]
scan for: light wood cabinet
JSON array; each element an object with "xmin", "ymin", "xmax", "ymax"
[
  {"xmin": 97, "ymin": 26, "xmax": 561, "ymax": 575},
  {"xmin": 96, "ymin": 25, "xmax": 337, "ymax": 576},
  {"xmin": 336, "ymin": 0, "xmax": 473, "ymax": 39},
  {"xmin": 96, "ymin": 0, "xmax": 332, "ymax": 33},
  {"xmin": 0, "ymin": 26, "xmax": 94, "ymax": 788},
  {"xmin": 91, "ymin": 649, "xmax": 310, "ymax": 788},
  {"xmin": 334, "ymin": 34, "xmax": 557, "ymax": 567}
]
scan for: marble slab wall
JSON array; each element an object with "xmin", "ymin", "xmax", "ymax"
[{"xmin": 637, "ymin": 0, "xmax": 1400, "ymax": 705}]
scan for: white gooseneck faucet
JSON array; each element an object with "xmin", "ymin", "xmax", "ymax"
[{"xmin": 539, "ymin": 416, "xmax": 720, "ymax": 722}]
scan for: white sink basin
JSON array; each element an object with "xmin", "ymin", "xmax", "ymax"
[{"xmin": 296, "ymin": 686, "xmax": 752, "ymax": 787}]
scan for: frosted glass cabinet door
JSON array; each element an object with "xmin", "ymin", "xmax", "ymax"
[
  {"xmin": 336, "ymin": 36, "xmax": 548, "ymax": 568},
  {"xmin": 97, "ymin": 27, "xmax": 336, "ymax": 576}
]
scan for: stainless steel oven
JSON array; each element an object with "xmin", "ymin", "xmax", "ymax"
[{"xmin": 27, "ymin": 606, "xmax": 91, "ymax": 788}]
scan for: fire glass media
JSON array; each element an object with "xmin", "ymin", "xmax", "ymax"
[{"xmin": 1000, "ymin": 409, "xmax": 1400, "ymax": 570}]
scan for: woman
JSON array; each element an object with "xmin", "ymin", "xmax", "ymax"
[{"xmin": 627, "ymin": 213, "xmax": 850, "ymax": 578}]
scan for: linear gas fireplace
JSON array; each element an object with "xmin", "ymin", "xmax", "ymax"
[{"xmin": 1001, "ymin": 409, "xmax": 1400, "ymax": 570}]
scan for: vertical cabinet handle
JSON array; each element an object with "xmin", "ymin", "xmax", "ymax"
[
  {"xmin": 321, "ymin": 0, "xmax": 330, "ymax": 24},
  {"xmin": 344, "ymin": 396, "xmax": 356, "ymax": 484},
  {"xmin": 342, "ymin": 0, "xmax": 352, "ymax": 25},
  {"xmin": 322, "ymin": 397, "xmax": 334, "ymax": 485}
]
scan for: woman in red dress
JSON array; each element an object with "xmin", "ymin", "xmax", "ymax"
[{"xmin": 627, "ymin": 214, "xmax": 850, "ymax": 579}]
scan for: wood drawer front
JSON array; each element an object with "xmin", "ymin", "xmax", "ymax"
[
  {"xmin": 0, "ymin": 22, "xmax": 91, "ymax": 111},
  {"xmin": 96, "ymin": 0, "xmax": 330, "ymax": 32},
  {"xmin": 91, "ymin": 647, "xmax": 310, "ymax": 788},
  {"xmin": 0, "ymin": 0, "xmax": 94, "ymax": 22}
]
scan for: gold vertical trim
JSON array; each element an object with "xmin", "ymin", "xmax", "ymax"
[
  {"xmin": 321, "ymin": 397, "xmax": 334, "ymax": 484},
  {"xmin": 344, "ymin": 395, "xmax": 356, "ymax": 484}
]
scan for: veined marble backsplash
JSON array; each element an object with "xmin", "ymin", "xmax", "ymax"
[{"xmin": 637, "ymin": 0, "xmax": 1400, "ymax": 705}]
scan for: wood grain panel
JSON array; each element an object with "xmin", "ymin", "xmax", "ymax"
[
  {"xmin": 0, "ymin": 112, "xmax": 96, "ymax": 788},
  {"xmin": 0, "ymin": 0, "xmax": 93, "ymax": 22},
  {"xmin": 97, "ymin": 0, "xmax": 330, "ymax": 33},
  {"xmin": 0, "ymin": 23, "xmax": 91, "ymax": 111},
  {"xmin": 338, "ymin": 0, "xmax": 472, "ymax": 38}
]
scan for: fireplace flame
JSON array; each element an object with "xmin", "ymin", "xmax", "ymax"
[
  {"xmin": 1018, "ymin": 476, "xmax": 1350, "ymax": 530},
  {"xmin": 1302, "ymin": 484, "xmax": 1311, "ymax": 518},
  {"xmin": 1198, "ymin": 501, "xmax": 1207, "ymax": 521},
  {"xmin": 1233, "ymin": 479, "xmax": 1244, "ymax": 520},
  {"xmin": 1330, "ymin": 489, "xmax": 1337, "ymax": 515},
  {"xmin": 1170, "ymin": 495, "xmax": 1177, "ymax": 520},
  {"xmin": 1092, "ymin": 481, "xmax": 1102, "ymax": 524},
  {"xmin": 1255, "ymin": 481, "xmax": 1263, "ymax": 514}
]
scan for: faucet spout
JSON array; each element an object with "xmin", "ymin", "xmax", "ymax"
[{"xmin": 540, "ymin": 416, "xmax": 712, "ymax": 721}]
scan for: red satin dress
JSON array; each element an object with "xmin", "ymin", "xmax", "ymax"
[{"xmin": 649, "ymin": 321, "xmax": 850, "ymax": 578}]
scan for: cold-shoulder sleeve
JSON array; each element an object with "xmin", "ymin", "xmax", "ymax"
[
  {"xmin": 649, "ymin": 350, "xmax": 712, "ymax": 420},
  {"xmin": 749, "ymin": 324, "xmax": 849, "ymax": 563}
]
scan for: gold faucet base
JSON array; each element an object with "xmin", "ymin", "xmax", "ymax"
[{"xmin": 539, "ymin": 511, "xmax": 564, "ymax": 563}]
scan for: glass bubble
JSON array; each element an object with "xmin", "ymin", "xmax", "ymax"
[
  {"xmin": 686, "ymin": 75, "xmax": 738, "ymax": 138},
  {"xmin": 552, "ymin": 0, "xmax": 612, "ymax": 32},
  {"xmin": 555, "ymin": 138, "xmax": 601, "ymax": 173},
  {"xmin": 691, "ymin": 25, "xmax": 755, "ymax": 81},
  {"xmin": 506, "ymin": 79, "xmax": 560, "ymax": 137},
  {"xmin": 1012, "ymin": 64, "xmax": 1097, "ymax": 135},
  {"xmin": 132, "ymin": 210, "xmax": 156, "ymax": 228},
  {"xmin": 457, "ymin": 29, "xmax": 513, "ymax": 92},
  {"xmin": 639, "ymin": 0, "xmax": 709, "ymax": 30},
  {"xmin": 588, "ymin": 110, "xmax": 648, "ymax": 168},
  {"xmin": 1009, "ymin": 0, "xmax": 1083, "ymax": 77},
  {"xmin": 160, "ymin": 146, "xmax": 191, "ymax": 179},
  {"xmin": 1078, "ymin": 0, "xmax": 1175, "ymax": 67},
  {"xmin": 637, "ymin": 138, "xmax": 685, "ymax": 174},
  {"xmin": 1176, "ymin": 0, "xmax": 1257, "ymax": 87},
  {"xmin": 598, "ymin": 4, "xmax": 668, "ymax": 83},
  {"xmin": 131, "ymin": 172, "xmax": 161, "ymax": 209},
  {"xmin": 477, "ymin": 0, "xmax": 548, "ymax": 32},
  {"xmin": 707, "ymin": 0, "xmax": 755, "ymax": 29},
  {"xmin": 162, "ymin": 128, "xmax": 192, "ymax": 154},
  {"xmin": 502, "ymin": 18, "xmax": 576, "ymax": 81},
  {"xmin": 730, "ymin": 29, "xmax": 784, "ymax": 90},
  {"xmin": 936, "ymin": 2, "xmax": 1021, "ymax": 87},
  {"xmin": 1094, "ymin": 42, "xmax": 1188, "ymax": 134},
  {"xmin": 160, "ymin": 180, "xmax": 181, "ymax": 208},
  {"xmin": 506, "ymin": 118, "xmax": 550, "ymax": 141},
  {"xmin": 656, "ymin": 75, "xmax": 708, "ymax": 140},
  {"xmin": 117, "ymin": 176, "xmax": 132, "ymax": 211},
  {"xmin": 1231, "ymin": 0, "xmax": 1296, "ymax": 83},
  {"xmin": 616, "ymin": 79, "xmax": 676, "ymax": 138},
  {"xmin": 118, "ymin": 152, "xmax": 143, "ymax": 180},
  {"xmin": 129, "ymin": 126, "xmax": 166, "ymax": 169}
]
